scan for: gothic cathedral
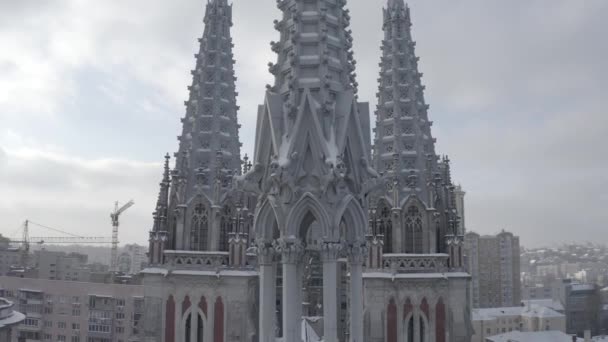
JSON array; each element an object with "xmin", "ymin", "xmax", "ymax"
[{"xmin": 142, "ymin": 1, "xmax": 473, "ymax": 341}]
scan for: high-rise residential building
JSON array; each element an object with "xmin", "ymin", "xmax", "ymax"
[
  {"xmin": 0, "ymin": 276, "xmax": 143, "ymax": 342},
  {"xmin": 118, "ymin": 244, "xmax": 147, "ymax": 275},
  {"xmin": 34, "ymin": 250, "xmax": 91, "ymax": 282},
  {"xmin": 142, "ymin": 0, "xmax": 472, "ymax": 341},
  {"xmin": 465, "ymin": 230, "xmax": 521, "ymax": 308}
]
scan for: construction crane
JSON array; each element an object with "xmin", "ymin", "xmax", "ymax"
[
  {"xmin": 10, "ymin": 220, "xmax": 112, "ymax": 268},
  {"xmin": 110, "ymin": 200, "xmax": 134, "ymax": 273}
]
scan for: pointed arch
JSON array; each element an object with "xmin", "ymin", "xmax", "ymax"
[
  {"xmin": 334, "ymin": 195, "xmax": 366, "ymax": 243},
  {"xmin": 403, "ymin": 298, "xmax": 414, "ymax": 321},
  {"xmin": 401, "ymin": 197, "xmax": 426, "ymax": 254},
  {"xmin": 189, "ymin": 196, "xmax": 211, "ymax": 251},
  {"xmin": 253, "ymin": 198, "xmax": 282, "ymax": 241},
  {"xmin": 420, "ymin": 298, "xmax": 429, "ymax": 319},
  {"xmin": 285, "ymin": 193, "xmax": 331, "ymax": 239},
  {"xmin": 182, "ymin": 296, "xmax": 192, "ymax": 316},
  {"xmin": 198, "ymin": 296, "xmax": 207, "ymax": 318}
]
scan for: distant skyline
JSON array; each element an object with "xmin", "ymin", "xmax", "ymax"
[{"xmin": 1, "ymin": 0, "xmax": 607, "ymax": 247}]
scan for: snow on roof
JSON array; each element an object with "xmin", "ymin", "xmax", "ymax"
[
  {"xmin": 521, "ymin": 305, "xmax": 563, "ymax": 318},
  {"xmin": 571, "ymin": 284, "xmax": 595, "ymax": 292},
  {"xmin": 301, "ymin": 319, "xmax": 321, "ymax": 342},
  {"xmin": 486, "ymin": 331, "xmax": 581, "ymax": 342},
  {"xmin": 522, "ymin": 299, "xmax": 564, "ymax": 312},
  {"xmin": 473, "ymin": 304, "xmax": 564, "ymax": 321},
  {"xmin": 472, "ymin": 307, "xmax": 523, "ymax": 321},
  {"xmin": 363, "ymin": 272, "xmax": 470, "ymax": 280},
  {"xmin": 18, "ymin": 288, "xmax": 42, "ymax": 293}
]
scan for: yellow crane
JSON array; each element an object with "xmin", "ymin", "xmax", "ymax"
[
  {"xmin": 10, "ymin": 220, "xmax": 112, "ymax": 268},
  {"xmin": 110, "ymin": 200, "xmax": 134, "ymax": 273}
]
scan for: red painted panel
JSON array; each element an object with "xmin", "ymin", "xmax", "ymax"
[
  {"xmin": 420, "ymin": 298, "xmax": 429, "ymax": 319},
  {"xmin": 387, "ymin": 298, "xmax": 397, "ymax": 342},
  {"xmin": 199, "ymin": 296, "xmax": 207, "ymax": 317},
  {"xmin": 165, "ymin": 295, "xmax": 176, "ymax": 342},
  {"xmin": 214, "ymin": 296, "xmax": 224, "ymax": 342},
  {"xmin": 436, "ymin": 298, "xmax": 446, "ymax": 342},
  {"xmin": 183, "ymin": 295, "xmax": 192, "ymax": 316},
  {"xmin": 403, "ymin": 298, "xmax": 413, "ymax": 320}
]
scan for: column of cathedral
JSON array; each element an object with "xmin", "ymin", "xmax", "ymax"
[{"xmin": 240, "ymin": 0, "xmax": 379, "ymax": 341}]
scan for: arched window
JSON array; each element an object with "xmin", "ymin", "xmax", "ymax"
[
  {"xmin": 219, "ymin": 205, "xmax": 232, "ymax": 252},
  {"xmin": 197, "ymin": 314, "xmax": 204, "ymax": 342},
  {"xmin": 191, "ymin": 203, "xmax": 209, "ymax": 251},
  {"xmin": 419, "ymin": 317, "xmax": 425, "ymax": 342},
  {"xmin": 185, "ymin": 313, "xmax": 192, "ymax": 342},
  {"xmin": 379, "ymin": 204, "xmax": 393, "ymax": 254},
  {"xmin": 404, "ymin": 206, "xmax": 423, "ymax": 253},
  {"xmin": 407, "ymin": 316, "xmax": 414, "ymax": 342}
]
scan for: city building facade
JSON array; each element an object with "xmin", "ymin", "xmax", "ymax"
[
  {"xmin": 471, "ymin": 304, "xmax": 566, "ymax": 342},
  {"xmin": 34, "ymin": 250, "xmax": 91, "ymax": 282},
  {"xmin": 0, "ymin": 276, "xmax": 143, "ymax": 342},
  {"xmin": 465, "ymin": 231, "xmax": 521, "ymax": 308},
  {"xmin": 143, "ymin": 0, "xmax": 472, "ymax": 341},
  {"xmin": 559, "ymin": 281, "xmax": 602, "ymax": 337}
]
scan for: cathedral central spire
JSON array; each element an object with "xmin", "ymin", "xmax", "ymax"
[{"xmin": 268, "ymin": 0, "xmax": 359, "ymax": 121}]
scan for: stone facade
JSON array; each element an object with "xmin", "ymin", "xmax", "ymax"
[{"xmin": 143, "ymin": 0, "xmax": 472, "ymax": 341}]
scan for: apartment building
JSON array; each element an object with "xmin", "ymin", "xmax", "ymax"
[
  {"xmin": 0, "ymin": 276, "xmax": 143, "ymax": 342},
  {"xmin": 34, "ymin": 250, "xmax": 92, "ymax": 282},
  {"xmin": 466, "ymin": 230, "xmax": 521, "ymax": 308}
]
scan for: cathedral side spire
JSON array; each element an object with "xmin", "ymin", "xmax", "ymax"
[
  {"xmin": 373, "ymin": 1, "xmax": 440, "ymax": 207},
  {"xmin": 171, "ymin": 0, "xmax": 241, "ymax": 203},
  {"xmin": 165, "ymin": 0, "xmax": 246, "ymax": 252}
]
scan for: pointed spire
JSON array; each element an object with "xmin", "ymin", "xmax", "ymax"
[
  {"xmin": 373, "ymin": 1, "xmax": 441, "ymax": 206},
  {"xmin": 152, "ymin": 154, "xmax": 171, "ymax": 233},
  {"xmin": 268, "ymin": 0, "xmax": 359, "ymax": 112},
  {"xmin": 172, "ymin": 0, "xmax": 242, "ymax": 205}
]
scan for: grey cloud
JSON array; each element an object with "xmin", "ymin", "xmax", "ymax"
[{"xmin": 0, "ymin": 151, "xmax": 159, "ymax": 244}]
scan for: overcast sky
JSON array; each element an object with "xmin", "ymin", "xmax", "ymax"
[{"xmin": 1, "ymin": 0, "xmax": 606, "ymax": 248}]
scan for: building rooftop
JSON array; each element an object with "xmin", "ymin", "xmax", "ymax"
[
  {"xmin": 472, "ymin": 307, "xmax": 524, "ymax": 321},
  {"xmin": 473, "ymin": 304, "xmax": 564, "ymax": 321},
  {"xmin": 571, "ymin": 283, "xmax": 595, "ymax": 292},
  {"xmin": 487, "ymin": 331, "xmax": 580, "ymax": 342},
  {"xmin": 522, "ymin": 299, "xmax": 565, "ymax": 312}
]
